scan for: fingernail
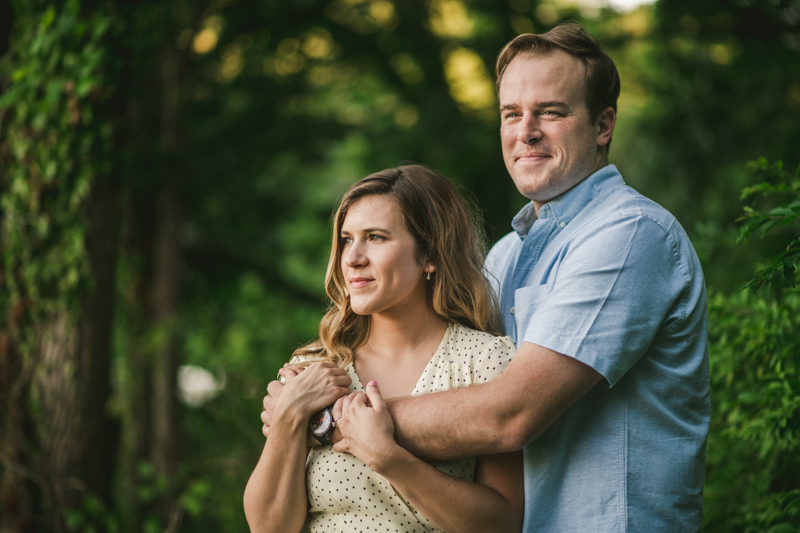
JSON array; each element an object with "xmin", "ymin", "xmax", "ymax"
[{"xmin": 368, "ymin": 380, "xmax": 377, "ymax": 387}]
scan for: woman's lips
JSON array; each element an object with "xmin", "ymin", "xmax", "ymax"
[{"xmin": 349, "ymin": 277, "xmax": 373, "ymax": 289}]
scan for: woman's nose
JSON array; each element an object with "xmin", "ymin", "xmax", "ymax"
[{"xmin": 343, "ymin": 241, "xmax": 367, "ymax": 268}]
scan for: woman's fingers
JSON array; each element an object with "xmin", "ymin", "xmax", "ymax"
[
  {"xmin": 278, "ymin": 367, "xmax": 299, "ymax": 381},
  {"xmin": 304, "ymin": 362, "xmax": 351, "ymax": 388},
  {"xmin": 364, "ymin": 381, "xmax": 385, "ymax": 411},
  {"xmin": 265, "ymin": 380, "xmax": 284, "ymax": 402},
  {"xmin": 332, "ymin": 396, "xmax": 345, "ymax": 422}
]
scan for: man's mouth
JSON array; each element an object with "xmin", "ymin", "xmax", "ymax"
[{"xmin": 516, "ymin": 151, "xmax": 551, "ymax": 162}]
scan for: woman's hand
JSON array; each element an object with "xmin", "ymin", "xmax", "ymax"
[
  {"xmin": 334, "ymin": 381, "xmax": 400, "ymax": 472},
  {"xmin": 273, "ymin": 362, "xmax": 350, "ymax": 424}
]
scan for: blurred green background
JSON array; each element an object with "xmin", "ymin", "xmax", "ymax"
[{"xmin": 1, "ymin": 0, "xmax": 798, "ymax": 531}]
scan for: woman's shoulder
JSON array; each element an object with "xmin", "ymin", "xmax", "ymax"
[
  {"xmin": 437, "ymin": 323, "xmax": 516, "ymax": 385},
  {"xmin": 447, "ymin": 323, "xmax": 516, "ymax": 353}
]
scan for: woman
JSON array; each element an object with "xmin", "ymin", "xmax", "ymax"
[{"xmin": 244, "ymin": 165, "xmax": 523, "ymax": 533}]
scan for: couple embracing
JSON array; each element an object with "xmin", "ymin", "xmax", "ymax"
[{"xmin": 245, "ymin": 21, "xmax": 709, "ymax": 533}]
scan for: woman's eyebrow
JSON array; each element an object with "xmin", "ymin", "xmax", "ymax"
[{"xmin": 341, "ymin": 227, "xmax": 392, "ymax": 234}]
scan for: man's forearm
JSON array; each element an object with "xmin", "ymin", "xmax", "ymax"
[
  {"xmin": 386, "ymin": 342, "xmax": 604, "ymax": 462},
  {"xmin": 387, "ymin": 380, "xmax": 521, "ymax": 461}
]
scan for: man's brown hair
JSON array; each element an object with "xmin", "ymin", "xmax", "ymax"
[{"xmin": 496, "ymin": 21, "xmax": 620, "ymax": 149}]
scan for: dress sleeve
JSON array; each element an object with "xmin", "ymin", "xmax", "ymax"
[{"xmin": 469, "ymin": 333, "xmax": 517, "ymax": 384}]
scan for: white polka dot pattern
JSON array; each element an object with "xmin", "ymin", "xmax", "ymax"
[{"xmin": 306, "ymin": 323, "xmax": 516, "ymax": 532}]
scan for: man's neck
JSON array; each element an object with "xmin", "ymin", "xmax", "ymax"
[{"xmin": 532, "ymin": 156, "xmax": 609, "ymax": 216}]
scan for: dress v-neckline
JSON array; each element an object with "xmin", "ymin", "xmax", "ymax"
[{"xmin": 349, "ymin": 323, "xmax": 454, "ymax": 398}]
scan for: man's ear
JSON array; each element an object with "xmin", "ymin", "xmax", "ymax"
[{"xmin": 596, "ymin": 107, "xmax": 616, "ymax": 148}]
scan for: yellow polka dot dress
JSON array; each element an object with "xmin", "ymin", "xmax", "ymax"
[{"xmin": 306, "ymin": 323, "xmax": 516, "ymax": 533}]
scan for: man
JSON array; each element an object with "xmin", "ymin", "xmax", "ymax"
[{"xmin": 264, "ymin": 22, "xmax": 709, "ymax": 531}]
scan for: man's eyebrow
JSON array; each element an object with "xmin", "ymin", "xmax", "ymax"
[
  {"xmin": 538, "ymin": 100, "xmax": 569, "ymax": 108},
  {"xmin": 499, "ymin": 101, "xmax": 570, "ymax": 111}
]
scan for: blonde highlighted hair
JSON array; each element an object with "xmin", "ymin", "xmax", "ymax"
[{"xmin": 293, "ymin": 164, "xmax": 501, "ymax": 367}]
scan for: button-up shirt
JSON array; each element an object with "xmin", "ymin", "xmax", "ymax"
[{"xmin": 485, "ymin": 165, "xmax": 709, "ymax": 532}]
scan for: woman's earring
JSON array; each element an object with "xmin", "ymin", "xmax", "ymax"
[{"xmin": 426, "ymin": 272, "xmax": 431, "ymax": 281}]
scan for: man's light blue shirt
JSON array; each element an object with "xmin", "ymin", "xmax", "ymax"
[{"xmin": 486, "ymin": 165, "xmax": 709, "ymax": 532}]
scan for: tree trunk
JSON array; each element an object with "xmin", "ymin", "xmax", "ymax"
[
  {"xmin": 148, "ymin": 43, "xmax": 184, "ymax": 526},
  {"xmin": 149, "ymin": 186, "xmax": 182, "ymax": 495},
  {"xmin": 1, "ymin": 3, "xmax": 123, "ymax": 528},
  {"xmin": 0, "ymin": 304, "xmax": 36, "ymax": 533},
  {"xmin": 77, "ymin": 174, "xmax": 121, "ymax": 506},
  {"xmin": 29, "ymin": 175, "xmax": 121, "ymax": 531}
]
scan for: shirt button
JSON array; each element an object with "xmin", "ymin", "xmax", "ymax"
[
  {"xmin": 510, "ymin": 306, "xmax": 515, "ymax": 314},
  {"xmin": 560, "ymin": 222, "xmax": 566, "ymax": 228}
]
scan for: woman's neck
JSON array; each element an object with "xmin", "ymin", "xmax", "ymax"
[{"xmin": 364, "ymin": 306, "xmax": 448, "ymax": 365}]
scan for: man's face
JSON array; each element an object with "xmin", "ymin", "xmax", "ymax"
[{"xmin": 499, "ymin": 50, "xmax": 613, "ymax": 210}]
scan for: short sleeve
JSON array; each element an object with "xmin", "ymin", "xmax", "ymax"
[
  {"xmin": 470, "ymin": 334, "xmax": 516, "ymax": 384},
  {"xmin": 523, "ymin": 214, "xmax": 688, "ymax": 386}
]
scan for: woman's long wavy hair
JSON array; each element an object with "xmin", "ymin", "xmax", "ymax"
[{"xmin": 293, "ymin": 164, "xmax": 502, "ymax": 367}]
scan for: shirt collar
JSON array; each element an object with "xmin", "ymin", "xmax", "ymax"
[{"xmin": 511, "ymin": 164, "xmax": 623, "ymax": 239}]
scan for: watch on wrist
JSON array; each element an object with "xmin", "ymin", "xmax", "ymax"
[{"xmin": 309, "ymin": 405, "xmax": 336, "ymax": 446}]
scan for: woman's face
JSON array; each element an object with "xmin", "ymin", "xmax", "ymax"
[{"xmin": 340, "ymin": 195, "xmax": 431, "ymax": 318}]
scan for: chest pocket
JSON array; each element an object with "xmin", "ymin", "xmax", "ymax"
[{"xmin": 514, "ymin": 284, "xmax": 550, "ymax": 341}]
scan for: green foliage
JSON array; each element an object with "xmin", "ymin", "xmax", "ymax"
[
  {"xmin": 706, "ymin": 289, "xmax": 800, "ymax": 531},
  {"xmin": 0, "ymin": 0, "xmax": 113, "ymax": 350},
  {"xmin": 4, "ymin": 0, "xmax": 800, "ymax": 530},
  {"xmin": 737, "ymin": 158, "xmax": 800, "ymax": 294},
  {"xmin": 63, "ymin": 494, "xmax": 121, "ymax": 533},
  {"xmin": 61, "ymin": 461, "xmax": 212, "ymax": 533},
  {"xmin": 704, "ymin": 159, "xmax": 800, "ymax": 532},
  {"xmin": 613, "ymin": 0, "xmax": 800, "ymax": 292},
  {"xmin": 175, "ymin": 274, "xmax": 322, "ymax": 531}
]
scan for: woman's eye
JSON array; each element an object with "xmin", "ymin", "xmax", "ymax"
[
  {"xmin": 341, "ymin": 236, "xmax": 353, "ymax": 245},
  {"xmin": 369, "ymin": 234, "xmax": 384, "ymax": 241}
]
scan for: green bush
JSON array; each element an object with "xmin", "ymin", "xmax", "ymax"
[{"xmin": 704, "ymin": 159, "xmax": 800, "ymax": 532}]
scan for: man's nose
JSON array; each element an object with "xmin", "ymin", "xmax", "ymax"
[{"xmin": 517, "ymin": 114, "xmax": 543, "ymax": 145}]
